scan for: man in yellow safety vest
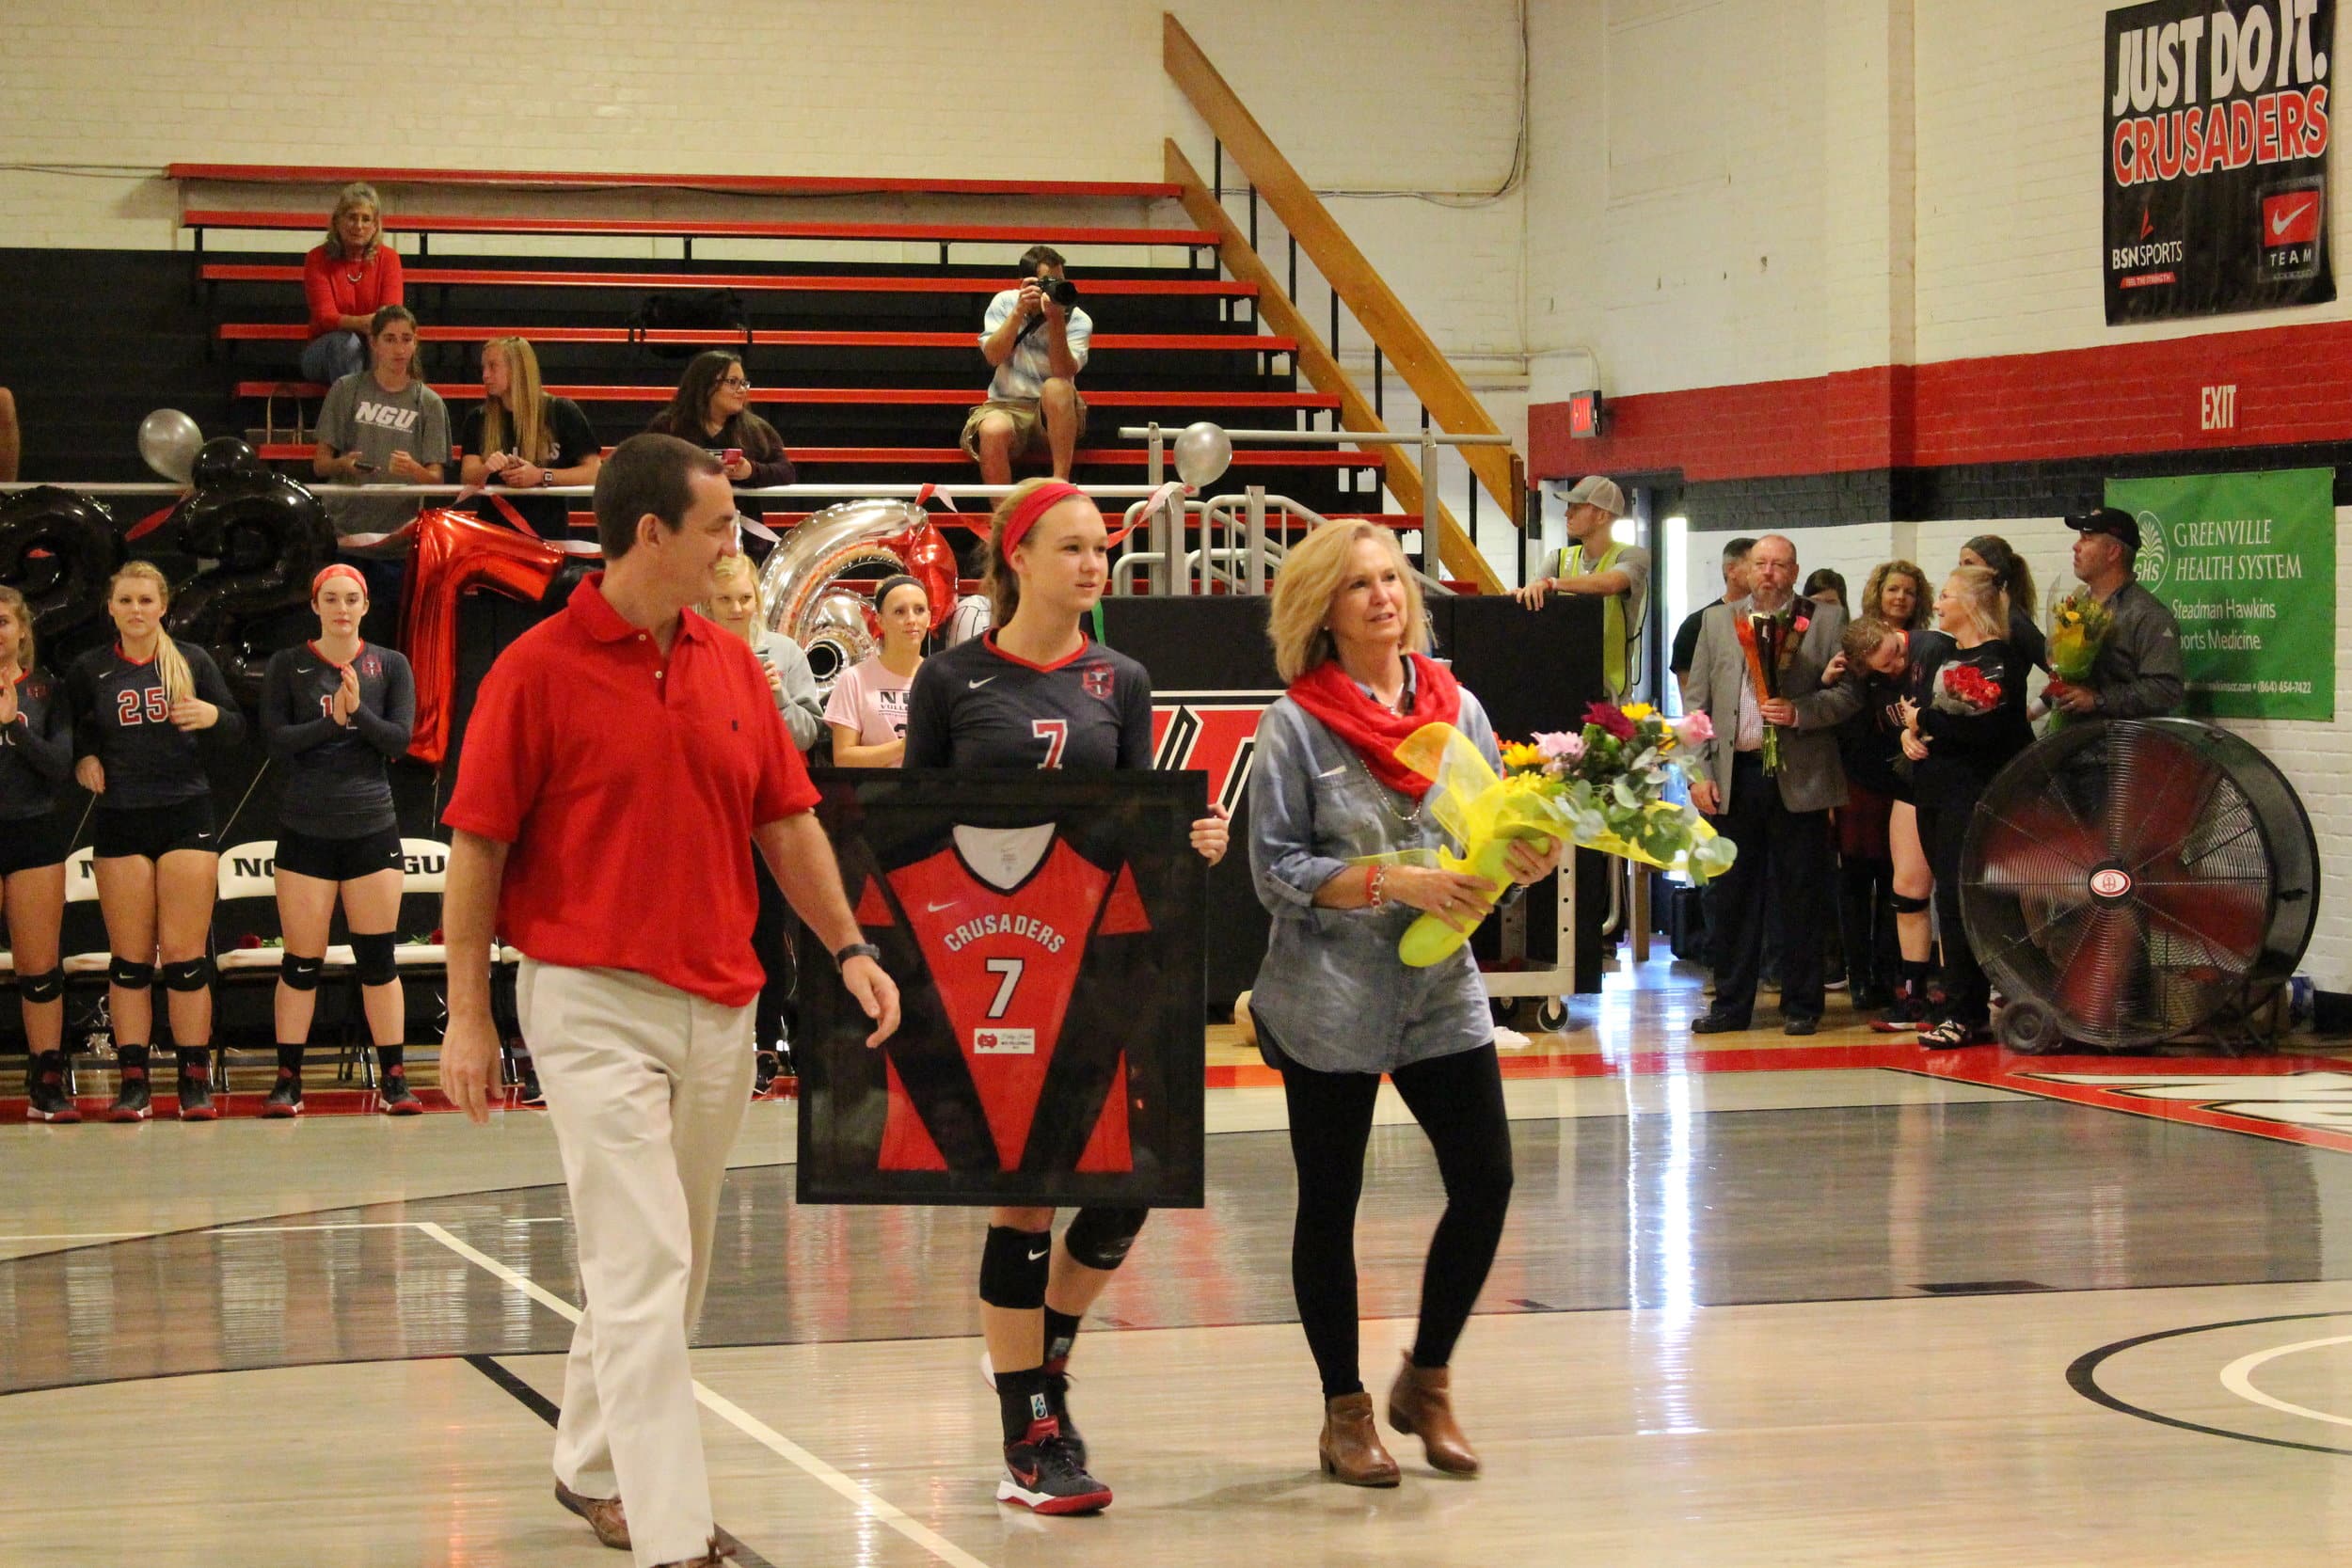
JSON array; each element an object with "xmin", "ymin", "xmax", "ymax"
[{"xmin": 1513, "ymin": 475, "xmax": 1650, "ymax": 700}]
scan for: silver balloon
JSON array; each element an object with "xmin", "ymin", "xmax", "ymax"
[
  {"xmin": 755, "ymin": 498, "xmax": 929, "ymax": 699},
  {"xmin": 1172, "ymin": 420, "xmax": 1233, "ymax": 488},
  {"xmin": 137, "ymin": 409, "xmax": 203, "ymax": 484}
]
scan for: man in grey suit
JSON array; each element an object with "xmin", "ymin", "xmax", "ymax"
[{"xmin": 1682, "ymin": 534, "xmax": 1855, "ymax": 1035}]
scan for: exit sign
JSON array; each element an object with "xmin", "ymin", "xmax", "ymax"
[
  {"xmin": 2201, "ymin": 384, "xmax": 2237, "ymax": 431},
  {"xmin": 1568, "ymin": 389, "xmax": 1605, "ymax": 438}
]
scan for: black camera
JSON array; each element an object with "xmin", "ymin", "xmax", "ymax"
[{"xmin": 1028, "ymin": 273, "xmax": 1078, "ymax": 309}]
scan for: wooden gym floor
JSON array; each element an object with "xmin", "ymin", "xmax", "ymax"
[{"xmin": 6, "ymin": 955, "xmax": 2352, "ymax": 1565}]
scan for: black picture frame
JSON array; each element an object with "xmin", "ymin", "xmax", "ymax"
[{"xmin": 795, "ymin": 768, "xmax": 1208, "ymax": 1209}]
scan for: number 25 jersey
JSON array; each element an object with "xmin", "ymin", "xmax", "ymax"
[{"xmin": 853, "ymin": 823, "xmax": 1154, "ymax": 1174}]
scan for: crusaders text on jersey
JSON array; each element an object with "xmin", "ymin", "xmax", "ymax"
[{"xmin": 853, "ymin": 823, "xmax": 1155, "ymax": 1174}]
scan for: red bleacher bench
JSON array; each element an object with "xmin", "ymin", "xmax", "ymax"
[
  {"xmin": 200, "ymin": 263, "xmax": 1256, "ymax": 299},
  {"xmin": 169, "ymin": 164, "xmax": 1183, "ymax": 200},
  {"xmin": 218, "ymin": 324, "xmax": 1295, "ymax": 353},
  {"xmin": 238, "ymin": 380, "xmax": 1336, "ymax": 410},
  {"xmin": 183, "ymin": 209, "xmax": 1216, "ymax": 250}
]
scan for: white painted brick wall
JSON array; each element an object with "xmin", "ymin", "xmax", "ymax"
[
  {"xmin": 0, "ymin": 0, "xmax": 1526, "ymax": 363},
  {"xmin": 1915, "ymin": 0, "xmax": 2352, "ymax": 362}
]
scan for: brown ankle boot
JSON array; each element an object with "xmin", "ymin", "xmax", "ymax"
[
  {"xmin": 1386, "ymin": 1353, "xmax": 1479, "ymax": 1475},
  {"xmin": 1318, "ymin": 1390, "xmax": 1400, "ymax": 1486}
]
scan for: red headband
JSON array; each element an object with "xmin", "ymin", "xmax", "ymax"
[
  {"xmin": 999, "ymin": 482, "xmax": 1089, "ymax": 557},
  {"xmin": 312, "ymin": 563, "xmax": 367, "ymax": 598}
]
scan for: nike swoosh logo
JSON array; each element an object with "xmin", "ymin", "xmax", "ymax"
[
  {"xmin": 926, "ymin": 900, "xmax": 956, "ymax": 912},
  {"xmin": 1026, "ymin": 1247, "xmax": 1049, "ymax": 1260},
  {"xmin": 2273, "ymin": 199, "xmax": 2315, "ymax": 235},
  {"xmin": 970, "ymin": 676, "xmax": 997, "ymax": 689}
]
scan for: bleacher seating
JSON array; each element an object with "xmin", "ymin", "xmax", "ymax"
[{"xmin": 185, "ymin": 164, "xmax": 1385, "ymax": 515}]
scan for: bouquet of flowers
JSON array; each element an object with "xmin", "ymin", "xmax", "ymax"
[
  {"xmin": 1733, "ymin": 606, "xmax": 1811, "ymax": 772},
  {"xmin": 1932, "ymin": 662, "xmax": 2004, "ymax": 716},
  {"xmin": 1382, "ymin": 702, "xmax": 1740, "ymax": 968},
  {"xmin": 2043, "ymin": 588, "xmax": 2115, "ymax": 731}
]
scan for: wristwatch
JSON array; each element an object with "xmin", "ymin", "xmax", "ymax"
[{"xmin": 833, "ymin": 942, "xmax": 883, "ymax": 969}]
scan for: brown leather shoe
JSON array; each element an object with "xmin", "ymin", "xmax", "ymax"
[
  {"xmin": 554, "ymin": 1480, "xmax": 630, "ymax": 1550},
  {"xmin": 1386, "ymin": 1353, "xmax": 1479, "ymax": 1475},
  {"xmin": 1317, "ymin": 1390, "xmax": 1400, "ymax": 1487},
  {"xmin": 655, "ymin": 1533, "xmax": 739, "ymax": 1567}
]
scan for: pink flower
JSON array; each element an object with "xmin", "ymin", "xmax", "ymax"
[
  {"xmin": 1585, "ymin": 702, "xmax": 1636, "ymax": 741},
  {"xmin": 1533, "ymin": 729, "xmax": 1586, "ymax": 764},
  {"xmin": 1674, "ymin": 710, "xmax": 1715, "ymax": 746}
]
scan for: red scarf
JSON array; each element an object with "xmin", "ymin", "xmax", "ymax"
[{"xmin": 1288, "ymin": 652, "xmax": 1463, "ymax": 797}]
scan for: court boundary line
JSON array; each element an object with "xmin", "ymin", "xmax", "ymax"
[
  {"xmin": 413, "ymin": 1222, "xmax": 993, "ymax": 1568},
  {"xmin": 2067, "ymin": 1310, "xmax": 2352, "ymax": 1458}
]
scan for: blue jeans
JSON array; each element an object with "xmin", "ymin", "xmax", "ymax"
[{"xmin": 300, "ymin": 331, "xmax": 364, "ymax": 385}]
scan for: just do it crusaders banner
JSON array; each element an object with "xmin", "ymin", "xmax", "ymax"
[
  {"xmin": 2106, "ymin": 467, "xmax": 2336, "ymax": 719},
  {"xmin": 2106, "ymin": 0, "xmax": 2336, "ymax": 322}
]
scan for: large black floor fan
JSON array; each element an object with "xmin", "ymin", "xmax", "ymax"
[{"xmin": 1961, "ymin": 719, "xmax": 2320, "ymax": 1053}]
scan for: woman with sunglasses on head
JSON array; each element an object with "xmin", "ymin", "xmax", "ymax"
[
  {"xmin": 824, "ymin": 575, "xmax": 932, "ymax": 768},
  {"xmin": 66, "ymin": 562, "xmax": 246, "ymax": 1121},
  {"xmin": 901, "ymin": 479, "xmax": 1229, "ymax": 1516},
  {"xmin": 645, "ymin": 351, "xmax": 796, "ymax": 525},
  {"xmin": 0, "ymin": 586, "xmax": 77, "ymax": 1121},
  {"xmin": 258, "ymin": 565, "xmax": 419, "ymax": 1116},
  {"xmin": 300, "ymin": 182, "xmax": 403, "ymax": 387}
]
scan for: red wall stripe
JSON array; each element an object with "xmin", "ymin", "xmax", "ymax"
[{"xmin": 1533, "ymin": 319, "xmax": 2352, "ymax": 482}]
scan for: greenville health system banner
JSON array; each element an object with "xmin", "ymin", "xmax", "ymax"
[
  {"xmin": 2106, "ymin": 467, "xmax": 2336, "ymax": 719},
  {"xmin": 2106, "ymin": 0, "xmax": 2336, "ymax": 323}
]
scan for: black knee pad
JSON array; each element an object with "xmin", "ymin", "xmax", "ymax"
[
  {"xmin": 1890, "ymin": 891, "xmax": 1931, "ymax": 915},
  {"xmin": 279, "ymin": 953, "xmax": 326, "ymax": 992},
  {"xmin": 18, "ymin": 967, "xmax": 63, "ymax": 1005},
  {"xmin": 977, "ymin": 1226, "xmax": 1052, "ymax": 1309},
  {"xmin": 162, "ymin": 956, "xmax": 214, "ymax": 992},
  {"xmin": 1062, "ymin": 1206, "xmax": 1148, "ymax": 1272},
  {"xmin": 108, "ymin": 956, "xmax": 155, "ymax": 990},
  {"xmin": 351, "ymin": 932, "xmax": 397, "ymax": 987}
]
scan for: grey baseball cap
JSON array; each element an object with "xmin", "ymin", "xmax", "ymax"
[{"xmin": 1561, "ymin": 475, "xmax": 1627, "ymax": 516}]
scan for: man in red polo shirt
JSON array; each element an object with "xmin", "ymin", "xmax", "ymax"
[{"xmin": 439, "ymin": 433, "xmax": 897, "ymax": 1568}]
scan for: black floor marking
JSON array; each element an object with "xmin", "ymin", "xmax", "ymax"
[
  {"xmin": 2068, "ymin": 1311, "xmax": 2352, "ymax": 1458},
  {"xmin": 464, "ymin": 1354, "xmax": 782, "ymax": 1568},
  {"xmin": 464, "ymin": 1353, "xmax": 558, "ymax": 1426},
  {"xmin": 1915, "ymin": 1279, "xmax": 2053, "ymax": 1295}
]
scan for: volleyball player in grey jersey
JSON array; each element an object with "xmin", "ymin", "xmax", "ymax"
[{"xmin": 257, "ymin": 565, "xmax": 420, "ymax": 1115}]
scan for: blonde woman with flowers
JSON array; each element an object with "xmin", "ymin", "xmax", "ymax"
[{"xmin": 1246, "ymin": 519, "xmax": 1561, "ymax": 1488}]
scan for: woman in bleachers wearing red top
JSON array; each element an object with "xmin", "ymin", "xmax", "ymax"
[
  {"xmin": 301, "ymin": 182, "xmax": 405, "ymax": 388},
  {"xmin": 645, "ymin": 350, "xmax": 797, "ymax": 528}
]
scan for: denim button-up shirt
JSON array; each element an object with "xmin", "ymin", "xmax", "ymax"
[{"xmin": 1246, "ymin": 683, "xmax": 1501, "ymax": 1075}]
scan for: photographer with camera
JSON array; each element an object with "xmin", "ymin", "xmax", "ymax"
[{"xmin": 961, "ymin": 245, "xmax": 1091, "ymax": 484}]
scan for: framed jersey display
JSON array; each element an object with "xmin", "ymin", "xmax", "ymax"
[{"xmin": 795, "ymin": 769, "xmax": 1208, "ymax": 1209}]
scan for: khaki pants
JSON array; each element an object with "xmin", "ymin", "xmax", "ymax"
[{"xmin": 518, "ymin": 958, "xmax": 755, "ymax": 1568}]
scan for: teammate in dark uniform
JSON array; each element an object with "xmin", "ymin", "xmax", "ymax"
[
  {"xmin": 901, "ymin": 478, "xmax": 1229, "ymax": 1515},
  {"xmin": 67, "ymin": 562, "xmax": 246, "ymax": 1121},
  {"xmin": 0, "ymin": 586, "xmax": 77, "ymax": 1122},
  {"xmin": 259, "ymin": 564, "xmax": 420, "ymax": 1115}
]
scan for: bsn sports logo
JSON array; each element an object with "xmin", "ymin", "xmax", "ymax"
[{"xmin": 1152, "ymin": 691, "xmax": 1279, "ymax": 814}]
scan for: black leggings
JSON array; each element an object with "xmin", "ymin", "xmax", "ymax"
[
  {"xmin": 1916, "ymin": 800, "xmax": 1990, "ymax": 1026},
  {"xmin": 1277, "ymin": 1041, "xmax": 1514, "ymax": 1399}
]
